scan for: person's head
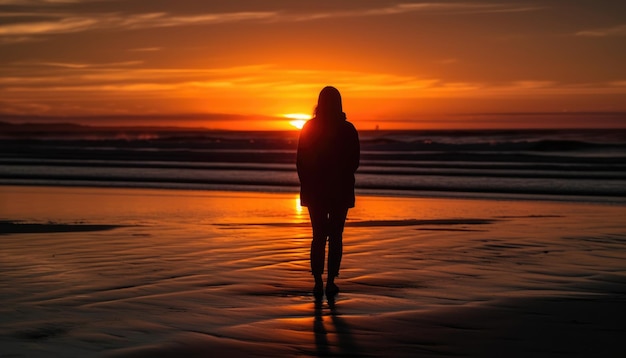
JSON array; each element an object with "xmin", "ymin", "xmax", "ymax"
[{"xmin": 315, "ymin": 86, "xmax": 346, "ymax": 121}]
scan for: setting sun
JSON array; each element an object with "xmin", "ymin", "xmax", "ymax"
[
  {"xmin": 288, "ymin": 120, "xmax": 306, "ymax": 129},
  {"xmin": 284, "ymin": 113, "xmax": 310, "ymax": 130}
]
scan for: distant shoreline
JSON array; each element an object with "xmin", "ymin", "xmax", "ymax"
[{"xmin": 2, "ymin": 119, "xmax": 626, "ymax": 138}]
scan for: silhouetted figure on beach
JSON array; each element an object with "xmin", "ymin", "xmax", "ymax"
[{"xmin": 297, "ymin": 86, "xmax": 360, "ymax": 299}]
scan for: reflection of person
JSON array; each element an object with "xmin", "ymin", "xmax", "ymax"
[{"xmin": 297, "ymin": 86, "xmax": 360, "ymax": 298}]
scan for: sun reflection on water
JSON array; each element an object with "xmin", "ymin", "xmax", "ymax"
[{"xmin": 294, "ymin": 195, "xmax": 306, "ymax": 221}]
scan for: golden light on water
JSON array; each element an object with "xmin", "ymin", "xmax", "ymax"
[
  {"xmin": 294, "ymin": 195, "xmax": 303, "ymax": 214},
  {"xmin": 294, "ymin": 195, "xmax": 308, "ymax": 223}
]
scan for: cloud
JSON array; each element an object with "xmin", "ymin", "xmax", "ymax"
[
  {"xmin": 2, "ymin": 62, "xmax": 625, "ymax": 118},
  {"xmin": 118, "ymin": 11, "xmax": 278, "ymax": 29},
  {"xmin": 0, "ymin": 11, "xmax": 278, "ymax": 36},
  {"xmin": 0, "ymin": 0, "xmax": 92, "ymax": 4},
  {"xmin": 273, "ymin": 3, "xmax": 543, "ymax": 22},
  {"xmin": 3, "ymin": 62, "xmax": 625, "ymax": 101},
  {"xmin": 16, "ymin": 60, "xmax": 144, "ymax": 68},
  {"xmin": 128, "ymin": 47, "xmax": 161, "ymax": 52},
  {"xmin": 0, "ymin": 11, "xmax": 70, "ymax": 18},
  {"xmin": 576, "ymin": 24, "xmax": 626, "ymax": 37},
  {"xmin": 438, "ymin": 58, "xmax": 459, "ymax": 64},
  {"xmin": 384, "ymin": 3, "xmax": 544, "ymax": 15},
  {"xmin": 509, "ymin": 81, "xmax": 556, "ymax": 89},
  {"xmin": 0, "ymin": 2, "xmax": 544, "ymax": 38},
  {"xmin": 0, "ymin": 35, "xmax": 38, "ymax": 44},
  {"xmin": 0, "ymin": 17, "xmax": 101, "ymax": 35}
]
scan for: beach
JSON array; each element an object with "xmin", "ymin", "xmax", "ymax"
[{"xmin": 1, "ymin": 185, "xmax": 625, "ymax": 357}]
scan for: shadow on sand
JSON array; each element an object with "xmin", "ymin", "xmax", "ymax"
[{"xmin": 313, "ymin": 296, "xmax": 362, "ymax": 357}]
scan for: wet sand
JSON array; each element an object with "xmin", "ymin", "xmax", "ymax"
[{"xmin": 1, "ymin": 186, "xmax": 625, "ymax": 357}]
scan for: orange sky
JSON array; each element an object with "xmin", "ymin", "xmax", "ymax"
[{"xmin": 1, "ymin": 1, "xmax": 625, "ymax": 130}]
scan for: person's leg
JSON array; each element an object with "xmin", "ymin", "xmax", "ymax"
[
  {"xmin": 308, "ymin": 206, "xmax": 328, "ymax": 295},
  {"xmin": 326, "ymin": 207, "xmax": 348, "ymax": 295}
]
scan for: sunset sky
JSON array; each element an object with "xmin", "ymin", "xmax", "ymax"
[{"xmin": 1, "ymin": 0, "xmax": 625, "ymax": 130}]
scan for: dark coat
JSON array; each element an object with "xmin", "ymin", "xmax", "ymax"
[{"xmin": 296, "ymin": 118, "xmax": 360, "ymax": 209}]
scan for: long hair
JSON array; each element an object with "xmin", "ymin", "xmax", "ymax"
[{"xmin": 314, "ymin": 86, "xmax": 347, "ymax": 122}]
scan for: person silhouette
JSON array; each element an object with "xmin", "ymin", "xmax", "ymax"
[{"xmin": 296, "ymin": 86, "xmax": 360, "ymax": 298}]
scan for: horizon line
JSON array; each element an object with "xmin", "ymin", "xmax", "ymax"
[
  {"xmin": 1, "ymin": 120, "xmax": 625, "ymax": 133},
  {"xmin": 2, "ymin": 110, "xmax": 626, "ymax": 120}
]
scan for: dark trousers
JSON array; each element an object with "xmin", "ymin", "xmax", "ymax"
[{"xmin": 308, "ymin": 206, "xmax": 349, "ymax": 278}]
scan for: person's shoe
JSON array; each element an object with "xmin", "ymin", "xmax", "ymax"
[
  {"xmin": 313, "ymin": 281, "xmax": 324, "ymax": 298},
  {"xmin": 325, "ymin": 282, "xmax": 339, "ymax": 297}
]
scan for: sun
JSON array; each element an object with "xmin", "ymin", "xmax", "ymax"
[
  {"xmin": 289, "ymin": 119, "xmax": 307, "ymax": 129},
  {"xmin": 284, "ymin": 113, "xmax": 310, "ymax": 130}
]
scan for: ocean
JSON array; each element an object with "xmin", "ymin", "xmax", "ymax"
[{"xmin": 1, "ymin": 128, "xmax": 625, "ymax": 204}]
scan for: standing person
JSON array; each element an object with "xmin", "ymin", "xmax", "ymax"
[{"xmin": 296, "ymin": 86, "xmax": 360, "ymax": 299}]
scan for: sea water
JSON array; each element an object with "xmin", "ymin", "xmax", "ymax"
[{"xmin": 1, "ymin": 128, "xmax": 625, "ymax": 203}]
